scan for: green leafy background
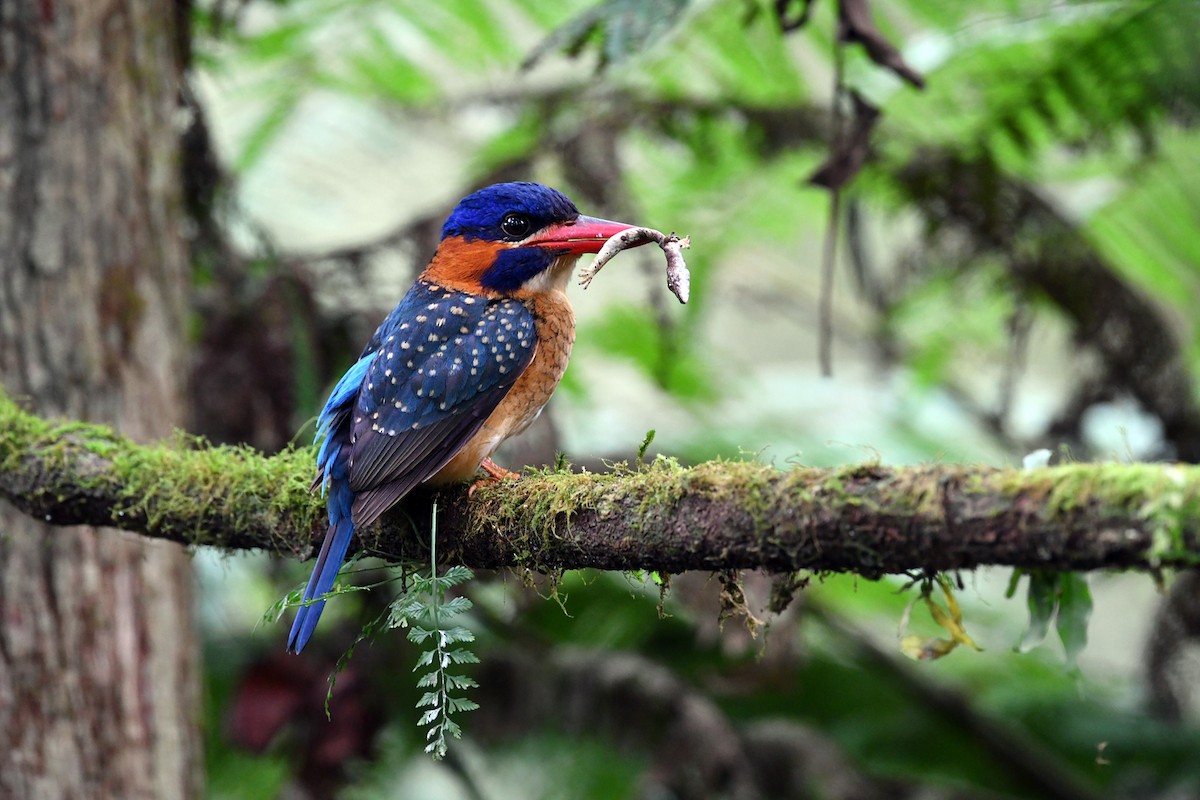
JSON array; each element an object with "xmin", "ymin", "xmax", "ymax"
[{"xmin": 190, "ymin": 1, "xmax": 1200, "ymax": 797}]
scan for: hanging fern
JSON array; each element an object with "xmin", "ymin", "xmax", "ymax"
[
  {"xmin": 394, "ymin": 565, "xmax": 480, "ymax": 758},
  {"xmin": 386, "ymin": 505, "xmax": 479, "ymax": 759},
  {"xmin": 309, "ymin": 504, "xmax": 480, "ymax": 757}
]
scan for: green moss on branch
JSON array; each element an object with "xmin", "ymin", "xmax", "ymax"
[
  {"xmin": 0, "ymin": 391, "xmax": 325, "ymax": 555},
  {"xmin": 3, "ymin": 390, "xmax": 1200, "ymax": 573}
]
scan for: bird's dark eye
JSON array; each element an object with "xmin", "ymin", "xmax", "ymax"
[{"xmin": 500, "ymin": 213, "xmax": 531, "ymax": 239}]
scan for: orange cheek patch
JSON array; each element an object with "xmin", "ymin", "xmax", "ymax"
[{"xmin": 423, "ymin": 238, "xmax": 502, "ymax": 291}]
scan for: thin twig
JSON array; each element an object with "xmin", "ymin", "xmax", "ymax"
[
  {"xmin": 818, "ymin": 25, "xmax": 847, "ymax": 377},
  {"xmin": 819, "ymin": 191, "xmax": 841, "ymax": 377}
]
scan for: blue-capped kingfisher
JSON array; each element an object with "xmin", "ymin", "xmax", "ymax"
[{"xmin": 287, "ymin": 182, "xmax": 646, "ymax": 653}]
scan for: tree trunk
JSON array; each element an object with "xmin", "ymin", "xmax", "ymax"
[{"xmin": 0, "ymin": 1, "xmax": 201, "ymax": 797}]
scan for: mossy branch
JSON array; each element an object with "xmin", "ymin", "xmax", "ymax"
[{"xmin": 2, "ymin": 391, "xmax": 1199, "ymax": 573}]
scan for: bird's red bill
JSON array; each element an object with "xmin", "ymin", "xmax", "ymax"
[{"xmin": 526, "ymin": 215, "xmax": 643, "ymax": 255}]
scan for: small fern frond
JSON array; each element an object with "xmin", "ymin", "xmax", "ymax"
[
  {"xmin": 400, "ymin": 501, "xmax": 478, "ymax": 760},
  {"xmin": 437, "ymin": 564, "xmax": 475, "ymax": 588}
]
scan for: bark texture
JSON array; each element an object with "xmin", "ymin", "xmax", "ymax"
[{"xmin": 0, "ymin": 2, "xmax": 200, "ymax": 798}]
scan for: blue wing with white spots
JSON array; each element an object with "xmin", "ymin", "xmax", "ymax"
[{"xmin": 343, "ymin": 281, "xmax": 537, "ymax": 525}]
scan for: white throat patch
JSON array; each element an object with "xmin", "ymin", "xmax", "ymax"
[{"xmin": 520, "ymin": 253, "xmax": 581, "ymax": 294}]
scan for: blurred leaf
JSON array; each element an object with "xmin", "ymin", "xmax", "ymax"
[
  {"xmin": 1055, "ymin": 573, "xmax": 1091, "ymax": 669},
  {"xmin": 886, "ymin": 0, "xmax": 1200, "ymax": 168},
  {"xmin": 900, "ymin": 634, "xmax": 958, "ymax": 661},
  {"xmin": 901, "ymin": 576, "xmax": 982, "ymax": 660},
  {"xmin": 469, "ymin": 111, "xmax": 544, "ymax": 175},
  {"xmin": 633, "ymin": 0, "xmax": 807, "ymax": 105},
  {"xmin": 484, "ymin": 733, "xmax": 648, "ymax": 800},
  {"xmin": 213, "ymin": 0, "xmax": 572, "ymax": 171},
  {"xmin": 579, "ymin": 304, "xmax": 716, "ymax": 400},
  {"xmin": 238, "ymin": 19, "xmax": 316, "ymax": 64},
  {"xmin": 524, "ymin": 0, "xmax": 692, "ymax": 70},
  {"xmin": 337, "ymin": 29, "xmax": 440, "ymax": 103},
  {"xmin": 1017, "ymin": 571, "xmax": 1091, "ymax": 666},
  {"xmin": 887, "ymin": 264, "xmax": 1015, "ymax": 390},
  {"xmin": 399, "ymin": 0, "xmax": 524, "ymax": 67},
  {"xmin": 512, "ymin": 570, "xmax": 695, "ymax": 652},
  {"xmin": 1018, "ymin": 570, "xmax": 1058, "ymax": 653},
  {"xmin": 930, "ymin": 576, "xmax": 982, "ymax": 651},
  {"xmin": 236, "ymin": 89, "xmax": 303, "ymax": 171},
  {"xmin": 1086, "ymin": 131, "xmax": 1200, "ymax": 325}
]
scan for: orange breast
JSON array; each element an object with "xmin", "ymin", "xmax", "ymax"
[{"xmin": 431, "ymin": 288, "xmax": 575, "ymax": 482}]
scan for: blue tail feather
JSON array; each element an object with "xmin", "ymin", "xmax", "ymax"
[{"xmin": 287, "ymin": 480, "xmax": 356, "ymax": 653}]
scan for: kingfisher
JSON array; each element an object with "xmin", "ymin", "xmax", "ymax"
[{"xmin": 287, "ymin": 182, "xmax": 646, "ymax": 653}]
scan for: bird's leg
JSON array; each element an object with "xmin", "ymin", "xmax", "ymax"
[
  {"xmin": 481, "ymin": 457, "xmax": 519, "ymax": 480},
  {"xmin": 468, "ymin": 458, "xmax": 519, "ymax": 497}
]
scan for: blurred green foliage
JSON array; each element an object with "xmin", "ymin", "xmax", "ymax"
[{"xmin": 194, "ymin": 0, "xmax": 1200, "ymax": 796}]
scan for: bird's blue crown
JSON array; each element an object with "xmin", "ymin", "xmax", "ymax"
[{"xmin": 441, "ymin": 182, "xmax": 579, "ymax": 242}]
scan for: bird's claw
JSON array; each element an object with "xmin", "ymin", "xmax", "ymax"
[{"xmin": 468, "ymin": 458, "xmax": 519, "ymax": 497}]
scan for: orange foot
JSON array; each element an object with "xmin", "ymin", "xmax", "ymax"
[{"xmin": 468, "ymin": 457, "xmax": 520, "ymax": 497}]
